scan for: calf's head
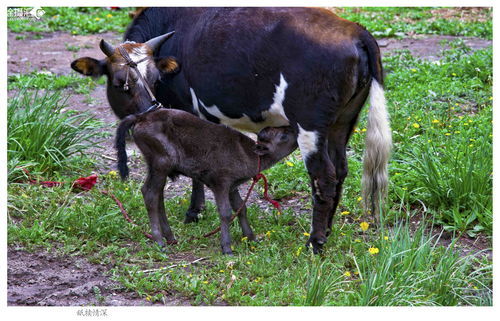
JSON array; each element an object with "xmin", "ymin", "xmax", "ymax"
[
  {"xmin": 71, "ymin": 32, "xmax": 179, "ymax": 119},
  {"xmin": 255, "ymin": 126, "xmax": 298, "ymax": 162}
]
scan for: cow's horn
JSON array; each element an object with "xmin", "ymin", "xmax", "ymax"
[
  {"xmin": 100, "ymin": 39, "xmax": 116, "ymax": 57},
  {"xmin": 145, "ymin": 31, "xmax": 175, "ymax": 52}
]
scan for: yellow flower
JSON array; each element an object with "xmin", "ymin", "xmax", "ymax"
[
  {"xmin": 368, "ymin": 247, "xmax": 380, "ymax": 255},
  {"xmin": 354, "ymin": 238, "xmax": 362, "ymax": 243},
  {"xmin": 303, "ymin": 232, "xmax": 310, "ymax": 237},
  {"xmin": 360, "ymin": 221, "xmax": 370, "ymax": 232},
  {"xmin": 344, "ymin": 271, "xmax": 351, "ymax": 277},
  {"xmin": 106, "ymin": 14, "xmax": 113, "ymax": 18},
  {"xmin": 451, "ymin": 72, "xmax": 457, "ymax": 76},
  {"xmin": 432, "ymin": 119, "xmax": 440, "ymax": 124},
  {"xmin": 241, "ymin": 236, "xmax": 248, "ymax": 242},
  {"xmin": 384, "ymin": 236, "xmax": 389, "ymax": 241},
  {"xmin": 445, "ymin": 133, "xmax": 451, "ymax": 136},
  {"xmin": 265, "ymin": 231, "xmax": 271, "ymax": 237},
  {"xmin": 341, "ymin": 211, "xmax": 350, "ymax": 215},
  {"xmin": 411, "ymin": 68, "xmax": 417, "ymax": 72},
  {"xmin": 361, "ymin": 128, "xmax": 367, "ymax": 132},
  {"xmin": 296, "ymin": 246, "xmax": 303, "ymax": 257},
  {"xmin": 285, "ymin": 161, "xmax": 294, "ymax": 167},
  {"xmin": 202, "ymin": 281, "xmax": 209, "ymax": 284},
  {"xmin": 357, "ymin": 196, "xmax": 363, "ymax": 202},
  {"xmin": 412, "ymin": 123, "xmax": 420, "ymax": 129},
  {"xmin": 107, "ymin": 170, "xmax": 118, "ymax": 178},
  {"xmin": 95, "ymin": 17, "xmax": 101, "ymax": 21}
]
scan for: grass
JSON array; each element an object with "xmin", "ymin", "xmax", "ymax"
[
  {"xmin": 7, "ymin": 7, "xmax": 131, "ymax": 35},
  {"xmin": 7, "ymin": 7, "xmax": 492, "ymax": 39},
  {"xmin": 7, "ymin": 83, "xmax": 104, "ymax": 182},
  {"xmin": 7, "ymin": 7, "xmax": 492, "ymax": 306},
  {"xmin": 336, "ymin": 7, "xmax": 492, "ymax": 39}
]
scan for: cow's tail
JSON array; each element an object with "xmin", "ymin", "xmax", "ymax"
[
  {"xmin": 360, "ymin": 31, "xmax": 392, "ymax": 218},
  {"xmin": 115, "ymin": 115, "xmax": 138, "ymax": 179}
]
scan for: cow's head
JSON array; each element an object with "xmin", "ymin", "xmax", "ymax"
[{"xmin": 71, "ymin": 32, "xmax": 179, "ymax": 119}]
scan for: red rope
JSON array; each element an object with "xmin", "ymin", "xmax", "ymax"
[
  {"xmin": 200, "ymin": 156, "xmax": 282, "ymax": 238},
  {"xmin": 18, "ymin": 157, "xmax": 282, "ymax": 242}
]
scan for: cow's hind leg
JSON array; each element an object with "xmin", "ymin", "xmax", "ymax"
[
  {"xmin": 297, "ymin": 125, "xmax": 336, "ymax": 254},
  {"xmin": 184, "ymin": 179, "xmax": 205, "ymax": 223}
]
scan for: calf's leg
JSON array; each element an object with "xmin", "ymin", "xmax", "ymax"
[
  {"xmin": 141, "ymin": 166, "xmax": 176, "ymax": 247},
  {"xmin": 213, "ymin": 187, "xmax": 234, "ymax": 255},
  {"xmin": 229, "ymin": 189, "xmax": 255, "ymax": 240}
]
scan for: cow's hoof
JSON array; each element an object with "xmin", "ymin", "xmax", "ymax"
[{"xmin": 184, "ymin": 210, "xmax": 200, "ymax": 224}]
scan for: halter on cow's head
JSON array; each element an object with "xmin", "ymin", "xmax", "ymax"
[{"xmin": 71, "ymin": 32, "xmax": 179, "ymax": 119}]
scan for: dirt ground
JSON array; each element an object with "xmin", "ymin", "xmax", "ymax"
[{"xmin": 7, "ymin": 28, "xmax": 492, "ymax": 306}]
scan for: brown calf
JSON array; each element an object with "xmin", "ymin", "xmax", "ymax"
[{"xmin": 116, "ymin": 109, "xmax": 297, "ymax": 254}]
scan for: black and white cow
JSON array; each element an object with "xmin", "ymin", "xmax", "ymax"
[{"xmin": 71, "ymin": 7, "xmax": 392, "ymax": 253}]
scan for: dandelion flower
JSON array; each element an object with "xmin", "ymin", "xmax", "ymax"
[
  {"xmin": 344, "ymin": 271, "xmax": 351, "ymax": 277},
  {"xmin": 106, "ymin": 13, "xmax": 113, "ymax": 18},
  {"xmin": 360, "ymin": 221, "xmax": 370, "ymax": 231},
  {"xmin": 108, "ymin": 170, "xmax": 118, "ymax": 178},
  {"xmin": 285, "ymin": 161, "xmax": 294, "ymax": 167},
  {"xmin": 368, "ymin": 247, "xmax": 380, "ymax": 255},
  {"xmin": 384, "ymin": 236, "xmax": 389, "ymax": 241},
  {"xmin": 357, "ymin": 196, "xmax": 363, "ymax": 202},
  {"xmin": 95, "ymin": 17, "xmax": 101, "ymax": 21},
  {"xmin": 432, "ymin": 119, "xmax": 440, "ymax": 124},
  {"xmin": 303, "ymin": 232, "xmax": 310, "ymax": 237},
  {"xmin": 341, "ymin": 211, "xmax": 350, "ymax": 215},
  {"xmin": 412, "ymin": 123, "xmax": 420, "ymax": 129}
]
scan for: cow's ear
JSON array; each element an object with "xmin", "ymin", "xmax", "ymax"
[
  {"xmin": 156, "ymin": 56, "xmax": 180, "ymax": 74},
  {"xmin": 71, "ymin": 57, "xmax": 107, "ymax": 77}
]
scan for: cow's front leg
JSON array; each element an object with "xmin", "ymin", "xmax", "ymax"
[
  {"xmin": 184, "ymin": 179, "xmax": 205, "ymax": 223},
  {"xmin": 297, "ymin": 126, "xmax": 336, "ymax": 254}
]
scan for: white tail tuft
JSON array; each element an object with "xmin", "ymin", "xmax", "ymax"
[{"xmin": 362, "ymin": 80, "xmax": 392, "ymax": 218}]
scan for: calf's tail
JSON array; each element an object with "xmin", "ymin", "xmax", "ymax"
[
  {"xmin": 115, "ymin": 115, "xmax": 138, "ymax": 179},
  {"xmin": 360, "ymin": 31, "xmax": 392, "ymax": 217}
]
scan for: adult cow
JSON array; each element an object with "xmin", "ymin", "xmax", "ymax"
[{"xmin": 71, "ymin": 7, "xmax": 391, "ymax": 253}]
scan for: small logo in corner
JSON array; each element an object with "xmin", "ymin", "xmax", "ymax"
[{"xmin": 29, "ymin": 6, "xmax": 45, "ymax": 20}]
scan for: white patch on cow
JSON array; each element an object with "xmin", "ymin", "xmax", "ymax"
[
  {"xmin": 261, "ymin": 73, "xmax": 289, "ymax": 126},
  {"xmin": 297, "ymin": 124, "xmax": 318, "ymax": 161},
  {"xmin": 192, "ymin": 72, "xmax": 290, "ymax": 133},
  {"xmin": 190, "ymin": 88, "xmax": 206, "ymax": 119},
  {"xmin": 126, "ymin": 45, "xmax": 152, "ymax": 84}
]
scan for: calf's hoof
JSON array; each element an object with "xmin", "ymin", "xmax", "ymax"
[
  {"xmin": 184, "ymin": 210, "xmax": 200, "ymax": 224},
  {"xmin": 306, "ymin": 236, "xmax": 327, "ymax": 254}
]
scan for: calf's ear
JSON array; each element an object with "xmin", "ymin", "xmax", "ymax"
[
  {"xmin": 156, "ymin": 56, "xmax": 180, "ymax": 74},
  {"xmin": 71, "ymin": 57, "xmax": 107, "ymax": 78}
]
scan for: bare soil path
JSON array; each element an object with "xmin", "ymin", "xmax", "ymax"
[{"xmin": 7, "ymin": 30, "xmax": 492, "ymax": 306}]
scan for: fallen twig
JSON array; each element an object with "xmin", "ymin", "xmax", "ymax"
[{"xmin": 140, "ymin": 257, "xmax": 208, "ymax": 273}]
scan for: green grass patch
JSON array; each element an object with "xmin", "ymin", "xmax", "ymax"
[
  {"xmin": 337, "ymin": 7, "xmax": 492, "ymax": 39},
  {"xmin": 7, "ymin": 176, "xmax": 492, "ymax": 305},
  {"xmin": 7, "ymin": 82, "xmax": 105, "ymax": 182},
  {"xmin": 8, "ymin": 7, "xmax": 131, "ymax": 35}
]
